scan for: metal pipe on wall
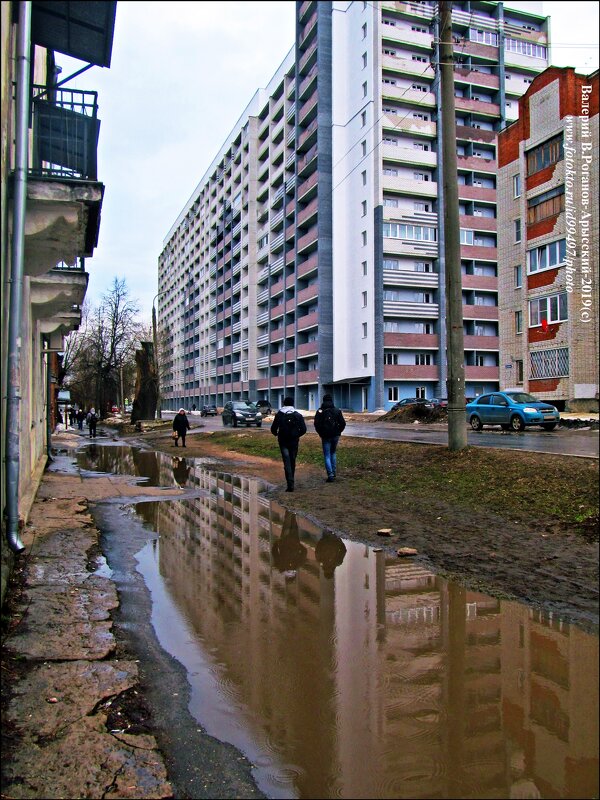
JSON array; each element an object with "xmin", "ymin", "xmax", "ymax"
[{"xmin": 5, "ymin": 1, "xmax": 32, "ymax": 553}]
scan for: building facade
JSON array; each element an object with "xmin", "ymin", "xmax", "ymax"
[
  {"xmin": 159, "ymin": 1, "xmax": 550, "ymax": 412},
  {"xmin": 1, "ymin": 1, "xmax": 115, "ymax": 592},
  {"xmin": 497, "ymin": 67, "xmax": 599, "ymax": 411}
]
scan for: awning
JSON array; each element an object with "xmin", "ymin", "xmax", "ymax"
[{"xmin": 31, "ymin": 1, "xmax": 117, "ymax": 68}]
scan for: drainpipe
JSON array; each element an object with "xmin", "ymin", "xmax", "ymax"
[{"xmin": 5, "ymin": 1, "xmax": 31, "ymax": 554}]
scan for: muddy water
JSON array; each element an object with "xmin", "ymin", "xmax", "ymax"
[{"xmin": 89, "ymin": 444, "xmax": 599, "ymax": 799}]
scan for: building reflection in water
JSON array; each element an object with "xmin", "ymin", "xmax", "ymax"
[{"xmin": 133, "ymin": 456, "xmax": 598, "ymax": 800}]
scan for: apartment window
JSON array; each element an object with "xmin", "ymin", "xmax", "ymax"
[
  {"xmin": 385, "ymin": 352, "xmax": 398, "ymax": 365},
  {"xmin": 383, "ymin": 167, "xmax": 398, "ymax": 176},
  {"xmin": 362, "ymin": 140, "xmax": 367, "ymax": 156},
  {"xmin": 460, "ymin": 229, "xmax": 474, "ymax": 245},
  {"xmin": 505, "ymin": 37, "xmax": 547, "ymax": 59},
  {"xmin": 362, "ymin": 52, "xmax": 367, "ymax": 68},
  {"xmin": 361, "ymin": 200, "xmax": 367, "ymax": 216},
  {"xmin": 383, "ymin": 258, "xmax": 400, "ymax": 270},
  {"xmin": 414, "ymin": 172, "xmax": 430, "ymax": 181},
  {"xmin": 411, "ymin": 25, "xmax": 427, "ymax": 33},
  {"xmin": 513, "ymin": 174, "xmax": 521, "ymax": 198},
  {"xmin": 383, "ymin": 78, "xmax": 397, "ymax": 86},
  {"xmin": 415, "ymin": 353, "xmax": 432, "ymax": 365},
  {"xmin": 413, "ymin": 112, "xmax": 429, "ymax": 121},
  {"xmin": 514, "ymin": 219, "xmax": 521, "ymax": 243},
  {"xmin": 515, "ymin": 359, "xmax": 524, "ymax": 384},
  {"xmin": 414, "ymin": 201, "xmax": 430, "ymax": 212},
  {"xmin": 362, "ymin": 22, "xmax": 367, "ymax": 38},
  {"xmin": 388, "ymin": 386, "xmax": 399, "ymax": 401},
  {"xmin": 363, "ymin": 353, "xmax": 368, "ymax": 368},
  {"xmin": 362, "ymin": 170, "xmax": 367, "ymax": 186},
  {"xmin": 529, "ymin": 292, "xmax": 568, "ymax": 327},
  {"xmin": 412, "ymin": 54, "xmax": 427, "ymax": 63},
  {"xmin": 530, "ymin": 348, "xmax": 569, "ymax": 379},
  {"xmin": 362, "ymin": 322, "xmax": 368, "ymax": 338},
  {"xmin": 415, "ymin": 261, "xmax": 433, "ymax": 272},
  {"xmin": 413, "ymin": 142, "xmax": 429, "ymax": 151},
  {"xmin": 362, "ymin": 291, "xmax": 368, "ymax": 307},
  {"xmin": 526, "ymin": 134, "xmax": 563, "ymax": 176},
  {"xmin": 258, "ymin": 234, "xmax": 269, "ymax": 249},
  {"xmin": 383, "ymin": 223, "xmax": 437, "ymax": 241},
  {"xmin": 362, "ymin": 261, "xmax": 368, "ymax": 275},
  {"xmin": 412, "ymin": 83, "xmax": 428, "ymax": 92},
  {"xmin": 384, "ymin": 197, "xmax": 399, "ymax": 207},
  {"xmin": 383, "ymin": 48, "xmax": 396, "ymax": 56},
  {"xmin": 514, "ymin": 265, "xmax": 522, "ymax": 287},
  {"xmin": 527, "ymin": 239, "xmax": 566, "ymax": 273},
  {"xmin": 362, "ymin": 81, "xmax": 367, "ymax": 97},
  {"xmin": 416, "ymin": 387, "xmax": 426, "ymax": 399},
  {"xmin": 361, "ymin": 231, "xmax": 367, "ymax": 246},
  {"xmin": 515, "ymin": 311, "xmax": 523, "ymax": 334},
  {"xmin": 361, "ymin": 110, "xmax": 367, "ymax": 127},
  {"xmin": 527, "ymin": 187, "xmax": 565, "ymax": 224},
  {"xmin": 469, "ymin": 28, "xmax": 498, "ymax": 46}
]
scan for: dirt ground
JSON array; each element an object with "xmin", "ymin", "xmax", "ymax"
[{"xmin": 135, "ymin": 424, "xmax": 599, "ymax": 636}]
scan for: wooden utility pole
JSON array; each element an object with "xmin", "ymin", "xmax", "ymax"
[{"xmin": 439, "ymin": 1, "xmax": 467, "ymax": 450}]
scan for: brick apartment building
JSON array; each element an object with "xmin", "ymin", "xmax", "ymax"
[{"xmin": 497, "ymin": 66, "xmax": 599, "ymax": 411}]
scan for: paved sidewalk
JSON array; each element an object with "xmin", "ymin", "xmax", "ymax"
[{"xmin": 1, "ymin": 430, "xmax": 185, "ymax": 800}]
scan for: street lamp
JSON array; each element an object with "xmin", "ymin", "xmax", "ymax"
[{"xmin": 152, "ymin": 290, "xmax": 167, "ymax": 419}]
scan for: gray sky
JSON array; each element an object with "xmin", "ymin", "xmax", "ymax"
[{"xmin": 55, "ymin": 1, "xmax": 599, "ymax": 322}]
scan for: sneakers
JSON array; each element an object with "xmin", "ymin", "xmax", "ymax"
[
  {"xmin": 326, "ymin": 476, "xmax": 335, "ymax": 483},
  {"xmin": 286, "ymin": 484, "xmax": 294, "ymax": 492}
]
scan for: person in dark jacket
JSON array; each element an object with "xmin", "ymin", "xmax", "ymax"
[
  {"xmin": 313, "ymin": 393, "xmax": 346, "ymax": 482},
  {"xmin": 315, "ymin": 530, "xmax": 347, "ymax": 579},
  {"xmin": 270, "ymin": 396, "xmax": 307, "ymax": 492},
  {"xmin": 172, "ymin": 408, "xmax": 191, "ymax": 447},
  {"xmin": 271, "ymin": 511, "xmax": 307, "ymax": 578}
]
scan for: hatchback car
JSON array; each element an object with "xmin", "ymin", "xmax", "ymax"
[
  {"xmin": 254, "ymin": 399, "xmax": 272, "ymax": 415},
  {"xmin": 466, "ymin": 391, "xmax": 560, "ymax": 432},
  {"xmin": 222, "ymin": 400, "xmax": 263, "ymax": 427},
  {"xmin": 200, "ymin": 404, "xmax": 218, "ymax": 417},
  {"xmin": 431, "ymin": 398, "xmax": 448, "ymax": 408}
]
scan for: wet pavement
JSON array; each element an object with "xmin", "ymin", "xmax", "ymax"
[{"xmin": 3, "ymin": 427, "xmax": 598, "ymax": 799}]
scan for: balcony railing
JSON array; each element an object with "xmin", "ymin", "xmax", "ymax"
[{"xmin": 30, "ymin": 85, "xmax": 100, "ymax": 181}]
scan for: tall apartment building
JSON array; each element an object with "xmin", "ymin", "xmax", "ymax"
[
  {"xmin": 159, "ymin": 1, "xmax": 550, "ymax": 413},
  {"xmin": 497, "ymin": 67, "xmax": 599, "ymax": 411}
]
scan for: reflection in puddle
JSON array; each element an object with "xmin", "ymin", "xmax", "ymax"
[{"xmin": 127, "ymin": 461, "xmax": 599, "ymax": 800}]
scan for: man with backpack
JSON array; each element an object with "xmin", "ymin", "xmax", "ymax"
[
  {"xmin": 86, "ymin": 408, "xmax": 98, "ymax": 439},
  {"xmin": 313, "ymin": 393, "xmax": 346, "ymax": 482},
  {"xmin": 270, "ymin": 396, "xmax": 307, "ymax": 492}
]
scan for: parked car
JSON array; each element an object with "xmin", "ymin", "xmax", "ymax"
[
  {"xmin": 222, "ymin": 400, "xmax": 263, "ymax": 427},
  {"xmin": 466, "ymin": 391, "xmax": 560, "ymax": 432},
  {"xmin": 255, "ymin": 400, "xmax": 272, "ymax": 415},
  {"xmin": 201, "ymin": 404, "xmax": 218, "ymax": 417},
  {"xmin": 431, "ymin": 398, "xmax": 448, "ymax": 408},
  {"xmin": 111, "ymin": 405, "xmax": 119, "ymax": 413},
  {"xmin": 392, "ymin": 398, "xmax": 435, "ymax": 410}
]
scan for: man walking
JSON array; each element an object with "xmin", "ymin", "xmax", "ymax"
[
  {"xmin": 313, "ymin": 393, "xmax": 346, "ymax": 482},
  {"xmin": 270, "ymin": 396, "xmax": 307, "ymax": 492}
]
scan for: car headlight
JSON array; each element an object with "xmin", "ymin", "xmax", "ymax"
[
  {"xmin": 235, "ymin": 412, "xmax": 244, "ymax": 417},
  {"xmin": 523, "ymin": 407, "xmax": 538, "ymax": 413}
]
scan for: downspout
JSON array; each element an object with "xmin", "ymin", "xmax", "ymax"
[{"xmin": 5, "ymin": 1, "xmax": 31, "ymax": 553}]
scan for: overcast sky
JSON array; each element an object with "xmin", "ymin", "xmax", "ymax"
[{"xmin": 55, "ymin": 1, "xmax": 599, "ymax": 322}]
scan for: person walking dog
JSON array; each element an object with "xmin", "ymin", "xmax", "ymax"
[
  {"xmin": 270, "ymin": 396, "xmax": 306, "ymax": 492},
  {"xmin": 172, "ymin": 408, "xmax": 191, "ymax": 447},
  {"xmin": 313, "ymin": 393, "xmax": 346, "ymax": 482}
]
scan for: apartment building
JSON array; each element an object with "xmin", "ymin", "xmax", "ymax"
[
  {"xmin": 497, "ymin": 67, "xmax": 599, "ymax": 411},
  {"xmin": 1, "ymin": 1, "xmax": 115, "ymax": 585},
  {"xmin": 159, "ymin": 0, "xmax": 550, "ymax": 412}
]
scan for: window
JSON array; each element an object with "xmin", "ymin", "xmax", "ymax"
[
  {"xmin": 362, "ymin": 141, "xmax": 367, "ymax": 156},
  {"xmin": 505, "ymin": 37, "xmax": 546, "ymax": 59},
  {"xmin": 514, "ymin": 265, "xmax": 522, "ymax": 287},
  {"xmin": 383, "ymin": 167, "xmax": 398, "ymax": 176},
  {"xmin": 414, "ymin": 172, "xmax": 430, "ymax": 181},
  {"xmin": 513, "ymin": 175, "xmax": 521, "ymax": 198},
  {"xmin": 383, "ymin": 258, "xmax": 400, "ymax": 270},
  {"xmin": 362, "ymin": 22, "xmax": 367, "ymax": 38},
  {"xmin": 361, "ymin": 231, "xmax": 367, "ymax": 246},
  {"xmin": 361, "ymin": 110, "xmax": 367, "ymax": 127},
  {"xmin": 362, "ymin": 81, "xmax": 367, "ymax": 97},
  {"xmin": 415, "ymin": 261, "xmax": 433, "ymax": 273},
  {"xmin": 411, "ymin": 25, "xmax": 427, "ymax": 33},
  {"xmin": 412, "ymin": 112, "xmax": 429, "ymax": 121},
  {"xmin": 362, "ymin": 170, "xmax": 367, "ymax": 185},
  {"xmin": 416, "ymin": 387, "xmax": 426, "ymax": 399},
  {"xmin": 515, "ymin": 310, "xmax": 523, "ymax": 334},
  {"xmin": 362, "ymin": 291, "xmax": 367, "ymax": 307},
  {"xmin": 362, "ymin": 322, "xmax": 368, "ymax": 338},
  {"xmin": 515, "ymin": 359, "xmax": 524, "ymax": 384},
  {"xmin": 363, "ymin": 353, "xmax": 368, "ymax": 368},
  {"xmin": 258, "ymin": 234, "xmax": 269, "ymax": 249},
  {"xmin": 388, "ymin": 386, "xmax": 399, "ymax": 401},
  {"xmin": 460, "ymin": 229, "xmax": 474, "ymax": 245},
  {"xmin": 385, "ymin": 352, "xmax": 399, "ymax": 365},
  {"xmin": 469, "ymin": 28, "xmax": 498, "ymax": 46},
  {"xmin": 414, "ymin": 201, "xmax": 430, "ymax": 212},
  {"xmin": 413, "ymin": 141, "xmax": 429, "ymax": 151},
  {"xmin": 530, "ymin": 348, "xmax": 569, "ymax": 379},
  {"xmin": 527, "ymin": 187, "xmax": 565, "ymax": 224},
  {"xmin": 361, "ymin": 200, "xmax": 367, "ymax": 216},
  {"xmin": 514, "ymin": 219, "xmax": 521, "ymax": 243},
  {"xmin": 415, "ymin": 353, "xmax": 432, "ymax": 365},
  {"xmin": 362, "ymin": 261, "xmax": 367, "ymax": 276},
  {"xmin": 362, "ymin": 52, "xmax": 367, "ymax": 68},
  {"xmin": 527, "ymin": 239, "xmax": 566, "ymax": 273},
  {"xmin": 529, "ymin": 292, "xmax": 568, "ymax": 326},
  {"xmin": 383, "ymin": 223, "xmax": 437, "ymax": 241},
  {"xmin": 526, "ymin": 134, "xmax": 563, "ymax": 176},
  {"xmin": 412, "ymin": 54, "xmax": 427, "ymax": 63},
  {"xmin": 384, "ymin": 197, "xmax": 399, "ymax": 207},
  {"xmin": 412, "ymin": 83, "xmax": 428, "ymax": 92}
]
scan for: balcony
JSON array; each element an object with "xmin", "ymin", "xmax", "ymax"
[
  {"xmin": 297, "ymin": 369, "xmax": 319, "ymax": 384},
  {"xmin": 464, "ymin": 335, "xmax": 499, "ymax": 350},
  {"xmin": 465, "ymin": 366, "xmax": 499, "ymax": 380},
  {"xmin": 384, "ymin": 365, "xmax": 438, "ymax": 380},
  {"xmin": 30, "ymin": 262, "xmax": 88, "ymax": 322},
  {"xmin": 462, "ymin": 304, "xmax": 498, "ymax": 320}
]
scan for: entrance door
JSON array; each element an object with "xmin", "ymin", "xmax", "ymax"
[{"xmin": 362, "ymin": 387, "xmax": 368, "ymax": 412}]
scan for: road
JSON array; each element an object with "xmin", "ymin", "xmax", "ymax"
[{"xmin": 161, "ymin": 411, "xmax": 599, "ymax": 459}]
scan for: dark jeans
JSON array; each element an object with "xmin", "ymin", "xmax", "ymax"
[
  {"xmin": 89, "ymin": 422, "xmax": 97, "ymax": 438},
  {"xmin": 321, "ymin": 436, "xmax": 340, "ymax": 478},
  {"xmin": 174, "ymin": 432, "xmax": 186, "ymax": 447},
  {"xmin": 279, "ymin": 439, "xmax": 299, "ymax": 488}
]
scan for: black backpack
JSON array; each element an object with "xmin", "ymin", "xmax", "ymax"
[
  {"xmin": 279, "ymin": 411, "xmax": 305, "ymax": 441},
  {"xmin": 318, "ymin": 408, "xmax": 340, "ymax": 438}
]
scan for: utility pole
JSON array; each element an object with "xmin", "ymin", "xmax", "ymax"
[{"xmin": 439, "ymin": 1, "xmax": 467, "ymax": 450}]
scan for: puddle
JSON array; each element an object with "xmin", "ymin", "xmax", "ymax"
[{"xmin": 87, "ymin": 443, "xmax": 598, "ymax": 799}]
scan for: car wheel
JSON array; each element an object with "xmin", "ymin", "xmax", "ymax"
[
  {"xmin": 500, "ymin": 423, "xmax": 511, "ymax": 431},
  {"xmin": 256, "ymin": 422, "xmax": 262, "ymax": 428},
  {"xmin": 233, "ymin": 418, "xmax": 238, "ymax": 428},
  {"xmin": 470, "ymin": 415, "xmax": 483, "ymax": 431},
  {"xmin": 542, "ymin": 422, "xmax": 557, "ymax": 431},
  {"xmin": 510, "ymin": 414, "xmax": 525, "ymax": 432}
]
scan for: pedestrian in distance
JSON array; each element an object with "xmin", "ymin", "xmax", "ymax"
[
  {"xmin": 270, "ymin": 395, "xmax": 307, "ymax": 492},
  {"xmin": 86, "ymin": 408, "xmax": 98, "ymax": 438},
  {"xmin": 173, "ymin": 407, "xmax": 191, "ymax": 447},
  {"xmin": 313, "ymin": 393, "xmax": 346, "ymax": 482},
  {"xmin": 77, "ymin": 408, "xmax": 86, "ymax": 430}
]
